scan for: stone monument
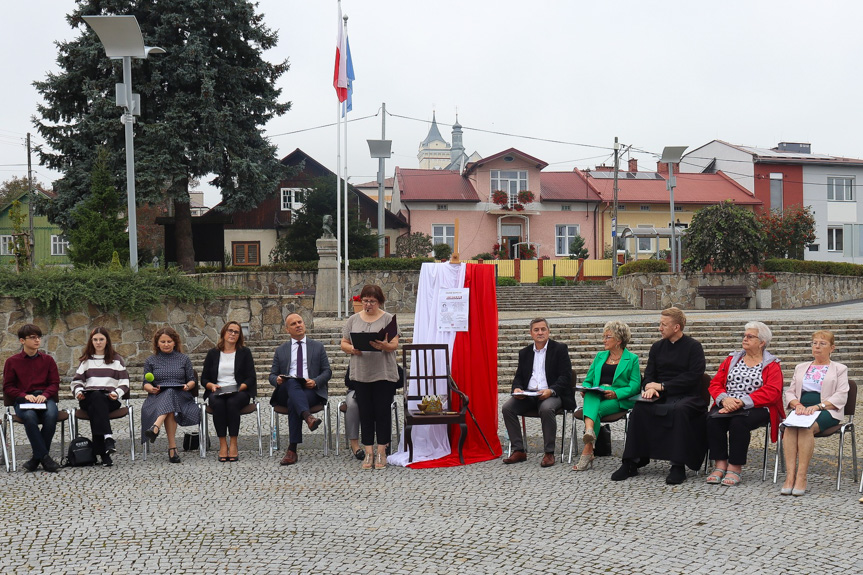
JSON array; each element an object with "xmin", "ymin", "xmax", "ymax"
[{"xmin": 314, "ymin": 217, "xmax": 339, "ymax": 313}]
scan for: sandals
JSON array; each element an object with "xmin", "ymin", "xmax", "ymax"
[
  {"xmin": 582, "ymin": 428, "xmax": 596, "ymax": 445},
  {"xmin": 145, "ymin": 424, "xmax": 160, "ymax": 443},
  {"xmin": 218, "ymin": 455, "xmax": 229, "ymax": 463},
  {"xmin": 706, "ymin": 468, "xmax": 726, "ymax": 484},
  {"xmin": 168, "ymin": 447, "xmax": 181, "ymax": 464},
  {"xmin": 721, "ymin": 470, "xmax": 742, "ymax": 486},
  {"xmin": 571, "ymin": 453, "xmax": 595, "ymax": 471},
  {"xmin": 228, "ymin": 455, "xmax": 238, "ymax": 462},
  {"xmin": 362, "ymin": 452, "xmax": 373, "ymax": 470}
]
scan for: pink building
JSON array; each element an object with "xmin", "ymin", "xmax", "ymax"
[{"xmin": 391, "ymin": 148, "xmax": 601, "ymax": 260}]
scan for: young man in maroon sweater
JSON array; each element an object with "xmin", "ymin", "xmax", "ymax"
[{"xmin": 3, "ymin": 324, "xmax": 61, "ymax": 472}]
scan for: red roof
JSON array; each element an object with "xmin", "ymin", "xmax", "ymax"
[
  {"xmin": 540, "ymin": 172, "xmax": 602, "ymax": 202},
  {"xmin": 395, "ymin": 168, "xmax": 480, "ymax": 202},
  {"xmin": 463, "ymin": 148, "xmax": 548, "ymax": 176},
  {"xmin": 579, "ymin": 170, "xmax": 760, "ymax": 205}
]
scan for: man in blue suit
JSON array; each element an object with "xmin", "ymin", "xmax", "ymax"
[{"xmin": 269, "ymin": 313, "xmax": 332, "ymax": 465}]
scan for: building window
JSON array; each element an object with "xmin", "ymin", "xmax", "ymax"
[
  {"xmin": 827, "ymin": 227, "xmax": 844, "ymax": 251},
  {"xmin": 432, "ymin": 224, "xmax": 455, "ymax": 250},
  {"xmin": 232, "ymin": 241, "xmax": 261, "ymax": 266},
  {"xmin": 674, "ymin": 206, "xmax": 683, "ymax": 212},
  {"xmin": 555, "ymin": 224, "xmax": 580, "ymax": 256},
  {"xmin": 560, "ymin": 205, "xmax": 571, "ymax": 211},
  {"xmin": 617, "ymin": 204, "xmax": 626, "ymax": 210},
  {"xmin": 0, "ymin": 235, "xmax": 13, "ymax": 256},
  {"xmin": 636, "ymin": 224, "xmax": 653, "ymax": 252},
  {"xmin": 51, "ymin": 235, "xmax": 69, "ymax": 256},
  {"xmin": 436, "ymin": 204, "xmax": 448, "ymax": 211},
  {"xmin": 490, "ymin": 170, "xmax": 528, "ymax": 208},
  {"xmin": 828, "ymin": 177, "xmax": 854, "ymax": 201},
  {"xmin": 769, "ymin": 173, "xmax": 783, "ymax": 211},
  {"xmin": 640, "ymin": 205, "xmax": 650, "ymax": 211},
  {"xmin": 281, "ymin": 188, "xmax": 306, "ymax": 214}
]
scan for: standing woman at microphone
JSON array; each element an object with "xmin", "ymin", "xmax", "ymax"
[{"xmin": 140, "ymin": 327, "xmax": 199, "ymax": 463}]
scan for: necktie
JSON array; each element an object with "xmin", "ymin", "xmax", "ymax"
[{"xmin": 296, "ymin": 341, "xmax": 303, "ymax": 379}]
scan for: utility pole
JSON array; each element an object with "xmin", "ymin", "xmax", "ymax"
[
  {"xmin": 26, "ymin": 133, "xmax": 34, "ymax": 268},
  {"xmin": 612, "ymin": 137, "xmax": 619, "ymax": 278},
  {"xmin": 377, "ymin": 103, "xmax": 386, "ymax": 258}
]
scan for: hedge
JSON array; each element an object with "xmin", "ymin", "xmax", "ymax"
[
  {"xmin": 538, "ymin": 276, "xmax": 572, "ymax": 286},
  {"xmin": 496, "ymin": 277, "xmax": 518, "ymax": 286},
  {"xmin": 618, "ymin": 260, "xmax": 669, "ymax": 276},
  {"xmin": 763, "ymin": 258, "xmax": 863, "ymax": 277}
]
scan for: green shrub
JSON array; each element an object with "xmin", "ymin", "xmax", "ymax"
[
  {"xmin": 0, "ymin": 267, "xmax": 236, "ymax": 322},
  {"xmin": 538, "ymin": 276, "xmax": 572, "ymax": 286},
  {"xmin": 618, "ymin": 260, "xmax": 669, "ymax": 276},
  {"xmin": 473, "ymin": 252, "xmax": 494, "ymax": 260},
  {"xmin": 763, "ymin": 258, "xmax": 863, "ymax": 276},
  {"xmin": 496, "ymin": 277, "xmax": 518, "ymax": 286},
  {"xmin": 350, "ymin": 257, "xmax": 433, "ymax": 271},
  {"xmin": 433, "ymin": 243, "xmax": 452, "ymax": 260}
]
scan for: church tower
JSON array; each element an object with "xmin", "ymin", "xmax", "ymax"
[
  {"xmin": 417, "ymin": 112, "xmax": 451, "ymax": 170},
  {"xmin": 450, "ymin": 115, "xmax": 464, "ymax": 165}
]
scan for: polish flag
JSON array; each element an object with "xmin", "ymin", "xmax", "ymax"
[{"xmin": 333, "ymin": 3, "xmax": 348, "ymax": 103}]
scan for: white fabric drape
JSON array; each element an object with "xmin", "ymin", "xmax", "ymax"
[{"xmin": 388, "ymin": 262, "xmax": 466, "ymax": 466}]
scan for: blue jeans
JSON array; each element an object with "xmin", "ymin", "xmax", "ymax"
[{"xmin": 14, "ymin": 399, "xmax": 59, "ymax": 460}]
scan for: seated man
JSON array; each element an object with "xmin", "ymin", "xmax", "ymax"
[
  {"xmin": 502, "ymin": 318, "xmax": 575, "ymax": 467},
  {"xmin": 2, "ymin": 324, "xmax": 61, "ymax": 472},
  {"xmin": 611, "ymin": 307, "xmax": 707, "ymax": 485},
  {"xmin": 269, "ymin": 313, "xmax": 331, "ymax": 465}
]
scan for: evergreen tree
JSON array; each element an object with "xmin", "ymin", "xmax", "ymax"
[
  {"xmin": 67, "ymin": 148, "xmax": 130, "ymax": 267},
  {"xmin": 270, "ymin": 178, "xmax": 378, "ymax": 262},
  {"xmin": 33, "ymin": 0, "xmax": 290, "ymax": 270},
  {"xmin": 568, "ymin": 235, "xmax": 589, "ymax": 259}
]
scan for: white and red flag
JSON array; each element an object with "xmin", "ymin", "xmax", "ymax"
[{"xmin": 333, "ymin": 2, "xmax": 348, "ymax": 102}]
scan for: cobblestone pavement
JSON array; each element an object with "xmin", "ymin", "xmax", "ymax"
[{"xmin": 2, "ymin": 393, "xmax": 862, "ymax": 574}]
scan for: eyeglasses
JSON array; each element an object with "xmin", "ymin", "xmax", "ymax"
[
  {"xmin": 25, "ymin": 335, "xmax": 42, "ymax": 341},
  {"xmin": 226, "ymin": 329, "xmax": 241, "ymax": 335},
  {"xmin": 742, "ymin": 334, "xmax": 759, "ymax": 340},
  {"xmin": 602, "ymin": 335, "xmax": 615, "ymax": 340},
  {"xmin": 361, "ymin": 299, "xmax": 378, "ymax": 305},
  {"xmin": 812, "ymin": 341, "xmax": 831, "ymax": 347}
]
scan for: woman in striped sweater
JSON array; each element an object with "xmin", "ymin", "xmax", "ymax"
[{"xmin": 72, "ymin": 327, "xmax": 130, "ymax": 466}]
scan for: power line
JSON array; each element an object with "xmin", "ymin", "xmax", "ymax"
[{"xmin": 267, "ymin": 112, "xmax": 379, "ymax": 138}]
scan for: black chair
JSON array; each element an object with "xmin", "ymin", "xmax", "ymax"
[
  {"xmin": 505, "ymin": 369, "xmax": 576, "ymax": 462},
  {"xmin": 402, "ymin": 344, "xmax": 468, "ymax": 464}
]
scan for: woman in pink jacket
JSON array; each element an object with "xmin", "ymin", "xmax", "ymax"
[{"xmin": 781, "ymin": 330, "xmax": 848, "ymax": 496}]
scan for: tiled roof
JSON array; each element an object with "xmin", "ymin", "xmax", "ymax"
[
  {"xmin": 395, "ymin": 168, "xmax": 480, "ymax": 202},
  {"xmin": 540, "ymin": 172, "xmax": 602, "ymax": 202},
  {"xmin": 355, "ymin": 178, "xmax": 394, "ymax": 189},
  {"xmin": 582, "ymin": 170, "xmax": 761, "ymax": 205},
  {"xmin": 463, "ymin": 148, "xmax": 548, "ymax": 175}
]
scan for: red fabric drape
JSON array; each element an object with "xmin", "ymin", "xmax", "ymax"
[{"xmin": 409, "ymin": 264, "xmax": 502, "ymax": 468}]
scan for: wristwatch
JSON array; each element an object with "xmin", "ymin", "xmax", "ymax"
[{"xmin": 819, "ymin": 403, "xmax": 827, "ymax": 410}]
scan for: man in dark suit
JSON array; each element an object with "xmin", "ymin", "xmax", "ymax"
[
  {"xmin": 269, "ymin": 313, "xmax": 332, "ymax": 465},
  {"xmin": 502, "ymin": 318, "xmax": 575, "ymax": 467}
]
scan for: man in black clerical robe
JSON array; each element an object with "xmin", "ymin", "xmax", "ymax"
[{"xmin": 611, "ymin": 307, "xmax": 707, "ymax": 484}]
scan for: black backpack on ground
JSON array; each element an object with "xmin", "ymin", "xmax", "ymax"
[{"xmin": 65, "ymin": 436, "xmax": 96, "ymax": 467}]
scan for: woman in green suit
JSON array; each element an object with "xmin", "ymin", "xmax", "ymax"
[{"xmin": 572, "ymin": 320, "xmax": 641, "ymax": 471}]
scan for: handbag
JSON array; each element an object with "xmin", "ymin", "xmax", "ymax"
[
  {"xmin": 593, "ymin": 424, "xmax": 612, "ymax": 457},
  {"xmin": 183, "ymin": 431, "xmax": 200, "ymax": 452},
  {"xmin": 65, "ymin": 436, "xmax": 96, "ymax": 467}
]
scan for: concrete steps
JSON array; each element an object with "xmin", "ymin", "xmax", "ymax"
[{"xmin": 495, "ymin": 285, "xmax": 635, "ymax": 311}]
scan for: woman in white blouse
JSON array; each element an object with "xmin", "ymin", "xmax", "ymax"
[
  {"xmin": 781, "ymin": 330, "xmax": 849, "ymax": 496},
  {"xmin": 202, "ymin": 322, "xmax": 257, "ymax": 462}
]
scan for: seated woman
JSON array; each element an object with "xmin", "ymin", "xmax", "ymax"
[
  {"xmin": 572, "ymin": 320, "xmax": 641, "ymax": 471},
  {"xmin": 781, "ymin": 330, "xmax": 848, "ymax": 496},
  {"xmin": 71, "ymin": 327, "xmax": 130, "ymax": 467},
  {"xmin": 202, "ymin": 322, "xmax": 256, "ymax": 462},
  {"xmin": 141, "ymin": 327, "xmax": 200, "ymax": 463},
  {"xmin": 706, "ymin": 321, "xmax": 784, "ymax": 486}
]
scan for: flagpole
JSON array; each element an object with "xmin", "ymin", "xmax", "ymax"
[
  {"xmin": 343, "ymin": 14, "xmax": 350, "ymax": 313},
  {"xmin": 336, "ymin": 99, "xmax": 343, "ymax": 319}
]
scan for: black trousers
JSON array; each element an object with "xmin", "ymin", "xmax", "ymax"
[
  {"xmin": 78, "ymin": 391, "xmax": 122, "ymax": 455},
  {"xmin": 706, "ymin": 408, "xmax": 770, "ymax": 465},
  {"xmin": 208, "ymin": 391, "xmax": 251, "ymax": 437},
  {"xmin": 354, "ymin": 380, "xmax": 395, "ymax": 446}
]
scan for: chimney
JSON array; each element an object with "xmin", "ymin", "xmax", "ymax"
[
  {"xmin": 594, "ymin": 164, "xmax": 613, "ymax": 172},
  {"xmin": 656, "ymin": 161, "xmax": 669, "ymax": 174},
  {"xmin": 628, "ymin": 158, "xmax": 638, "ymax": 172}
]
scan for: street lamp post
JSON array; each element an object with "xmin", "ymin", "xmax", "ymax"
[
  {"xmin": 83, "ymin": 15, "xmax": 164, "ymax": 272},
  {"xmin": 367, "ymin": 128, "xmax": 392, "ymax": 259},
  {"xmin": 660, "ymin": 146, "xmax": 688, "ymax": 273}
]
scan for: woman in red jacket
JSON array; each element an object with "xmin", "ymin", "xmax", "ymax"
[{"xmin": 705, "ymin": 321, "xmax": 784, "ymax": 486}]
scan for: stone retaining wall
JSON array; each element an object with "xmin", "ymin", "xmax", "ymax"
[
  {"xmin": 0, "ymin": 294, "xmax": 312, "ymax": 379},
  {"xmin": 613, "ymin": 271, "xmax": 863, "ymax": 309},
  {"xmin": 190, "ymin": 270, "xmax": 420, "ymax": 313}
]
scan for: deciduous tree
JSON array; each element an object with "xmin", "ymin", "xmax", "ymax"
[
  {"xmin": 682, "ymin": 201, "xmax": 763, "ymax": 273},
  {"xmin": 395, "ymin": 232, "xmax": 433, "ymax": 258},
  {"xmin": 756, "ymin": 205, "xmax": 816, "ymax": 260}
]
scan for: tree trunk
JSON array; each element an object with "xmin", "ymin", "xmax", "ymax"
[{"xmin": 174, "ymin": 193, "xmax": 195, "ymax": 272}]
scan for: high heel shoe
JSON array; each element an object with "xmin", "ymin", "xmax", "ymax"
[
  {"xmin": 571, "ymin": 453, "xmax": 594, "ymax": 471},
  {"xmin": 375, "ymin": 452, "xmax": 387, "ymax": 470},
  {"xmin": 362, "ymin": 452, "xmax": 373, "ymax": 470},
  {"xmin": 168, "ymin": 447, "xmax": 181, "ymax": 464},
  {"xmin": 145, "ymin": 424, "xmax": 160, "ymax": 443},
  {"xmin": 582, "ymin": 428, "xmax": 596, "ymax": 445}
]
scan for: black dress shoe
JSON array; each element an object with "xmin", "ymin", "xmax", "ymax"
[
  {"xmin": 101, "ymin": 453, "xmax": 114, "ymax": 467},
  {"xmin": 168, "ymin": 447, "xmax": 181, "ymax": 463},
  {"xmin": 104, "ymin": 438, "xmax": 117, "ymax": 455},
  {"xmin": 22, "ymin": 458, "xmax": 40, "ymax": 472},
  {"xmin": 665, "ymin": 464, "xmax": 686, "ymax": 485},
  {"xmin": 611, "ymin": 460, "xmax": 638, "ymax": 481},
  {"xmin": 354, "ymin": 448, "xmax": 365, "ymax": 461},
  {"xmin": 41, "ymin": 455, "xmax": 60, "ymax": 472}
]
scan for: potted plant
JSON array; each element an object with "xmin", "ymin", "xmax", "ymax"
[
  {"xmin": 352, "ymin": 294, "xmax": 363, "ymax": 313},
  {"xmin": 491, "ymin": 190, "xmax": 510, "ymax": 210},
  {"xmin": 755, "ymin": 272, "xmax": 776, "ymax": 309}
]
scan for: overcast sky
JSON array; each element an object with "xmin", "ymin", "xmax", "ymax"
[{"xmin": 3, "ymin": 0, "xmax": 863, "ymax": 208}]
